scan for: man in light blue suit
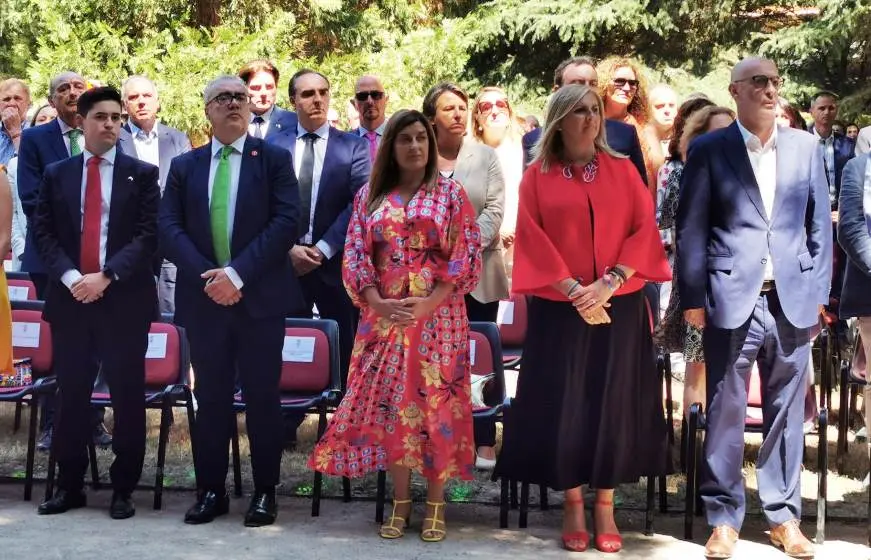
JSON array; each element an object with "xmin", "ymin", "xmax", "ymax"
[{"xmin": 676, "ymin": 58, "xmax": 831, "ymax": 559}]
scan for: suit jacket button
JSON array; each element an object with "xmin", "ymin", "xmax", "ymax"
[{"xmin": 761, "ymin": 258, "xmax": 767, "ymax": 264}]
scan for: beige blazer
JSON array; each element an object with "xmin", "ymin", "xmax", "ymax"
[{"xmin": 454, "ymin": 140, "xmax": 510, "ymax": 304}]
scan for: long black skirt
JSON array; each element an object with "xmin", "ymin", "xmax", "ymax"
[{"xmin": 493, "ymin": 292, "xmax": 670, "ymax": 490}]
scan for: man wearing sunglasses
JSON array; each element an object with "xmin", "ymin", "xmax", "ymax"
[
  {"xmin": 521, "ymin": 56, "xmax": 648, "ymax": 185},
  {"xmin": 351, "ymin": 75, "xmax": 389, "ymax": 162},
  {"xmin": 677, "ymin": 58, "xmax": 830, "ymax": 559}
]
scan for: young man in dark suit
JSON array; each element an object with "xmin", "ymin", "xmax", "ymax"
[
  {"xmin": 238, "ymin": 59, "xmax": 298, "ymax": 141},
  {"xmin": 160, "ymin": 75, "xmax": 303, "ymax": 527},
  {"xmin": 34, "ymin": 86, "xmax": 160, "ymax": 520}
]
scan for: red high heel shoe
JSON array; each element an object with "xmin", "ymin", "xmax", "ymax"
[
  {"xmin": 593, "ymin": 499, "xmax": 623, "ymax": 553},
  {"xmin": 561, "ymin": 496, "xmax": 590, "ymax": 552}
]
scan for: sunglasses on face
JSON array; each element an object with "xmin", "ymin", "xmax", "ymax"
[
  {"xmin": 477, "ymin": 99, "xmax": 509, "ymax": 113},
  {"xmin": 732, "ymin": 75, "xmax": 784, "ymax": 91},
  {"xmin": 355, "ymin": 90, "xmax": 385, "ymax": 102},
  {"xmin": 210, "ymin": 92, "xmax": 248, "ymax": 106},
  {"xmin": 612, "ymin": 78, "xmax": 639, "ymax": 89}
]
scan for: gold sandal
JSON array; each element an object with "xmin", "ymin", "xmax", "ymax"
[
  {"xmin": 420, "ymin": 501, "xmax": 447, "ymax": 542},
  {"xmin": 379, "ymin": 499, "xmax": 412, "ymax": 539}
]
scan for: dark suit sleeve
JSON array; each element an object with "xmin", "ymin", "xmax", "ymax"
[
  {"xmin": 625, "ymin": 129, "xmax": 648, "ymax": 186},
  {"xmin": 32, "ymin": 165, "xmax": 77, "ymax": 281},
  {"xmin": 105, "ymin": 164, "xmax": 160, "ymax": 282},
  {"xmin": 807, "ymin": 139, "xmax": 834, "ymax": 305},
  {"xmin": 837, "ymin": 158, "xmax": 871, "ymax": 273},
  {"xmin": 158, "ymin": 158, "xmax": 216, "ymax": 276},
  {"xmin": 228, "ymin": 148, "xmax": 299, "ymax": 285},
  {"xmin": 675, "ymin": 139, "xmax": 711, "ymax": 310},
  {"xmin": 318, "ymin": 138, "xmax": 371, "ymax": 256},
  {"xmin": 522, "ymin": 131, "xmax": 535, "ymax": 169},
  {"xmin": 17, "ymin": 128, "xmax": 42, "ymax": 220}
]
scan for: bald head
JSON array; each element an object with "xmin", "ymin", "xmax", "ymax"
[
  {"xmin": 730, "ymin": 57, "xmax": 777, "ymax": 82},
  {"xmin": 649, "ymin": 84, "xmax": 678, "ymax": 135},
  {"xmin": 354, "ymin": 75, "xmax": 388, "ymax": 131}
]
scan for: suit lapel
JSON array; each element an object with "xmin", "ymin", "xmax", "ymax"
[
  {"xmin": 233, "ymin": 137, "xmax": 263, "ymax": 248},
  {"xmin": 722, "ymin": 123, "xmax": 767, "ymax": 222},
  {"xmin": 192, "ymin": 145, "xmax": 213, "ymax": 256},
  {"xmin": 117, "ymin": 126, "xmax": 134, "ymax": 157},
  {"xmin": 317, "ymin": 129, "xmax": 338, "ymax": 217},
  {"xmin": 49, "ymin": 120, "xmax": 69, "ymax": 161},
  {"xmin": 157, "ymin": 124, "xmax": 174, "ymax": 169},
  {"xmin": 771, "ymin": 129, "xmax": 793, "ymax": 221},
  {"xmin": 62, "ymin": 156, "xmax": 85, "ymax": 233},
  {"xmin": 108, "ymin": 153, "xmax": 134, "ymax": 250}
]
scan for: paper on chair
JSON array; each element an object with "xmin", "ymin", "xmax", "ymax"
[
  {"xmin": 7, "ymin": 286, "xmax": 28, "ymax": 301},
  {"xmin": 497, "ymin": 301, "xmax": 514, "ymax": 325},
  {"xmin": 12, "ymin": 322, "xmax": 40, "ymax": 348},
  {"xmin": 470, "ymin": 339, "xmax": 477, "ymax": 366},
  {"xmin": 283, "ymin": 336, "xmax": 316, "ymax": 363},
  {"xmin": 146, "ymin": 333, "xmax": 168, "ymax": 359}
]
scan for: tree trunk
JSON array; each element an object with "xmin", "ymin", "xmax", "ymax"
[{"xmin": 194, "ymin": 0, "xmax": 221, "ymax": 28}]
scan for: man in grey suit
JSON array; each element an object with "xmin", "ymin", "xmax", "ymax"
[
  {"xmin": 677, "ymin": 58, "xmax": 831, "ymax": 559},
  {"xmin": 119, "ymin": 75, "xmax": 191, "ymax": 314}
]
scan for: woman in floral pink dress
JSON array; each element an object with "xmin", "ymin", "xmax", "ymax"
[{"xmin": 309, "ymin": 109, "xmax": 482, "ymax": 542}]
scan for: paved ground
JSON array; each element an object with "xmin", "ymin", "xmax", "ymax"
[{"xmin": 1, "ymin": 485, "xmax": 868, "ymax": 559}]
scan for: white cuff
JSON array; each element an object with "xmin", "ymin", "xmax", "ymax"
[
  {"xmin": 224, "ymin": 266, "xmax": 244, "ymax": 290},
  {"xmin": 61, "ymin": 269, "xmax": 83, "ymax": 291},
  {"xmin": 315, "ymin": 240, "xmax": 336, "ymax": 260}
]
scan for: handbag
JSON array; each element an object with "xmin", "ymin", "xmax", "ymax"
[{"xmin": 0, "ymin": 358, "xmax": 33, "ymax": 388}]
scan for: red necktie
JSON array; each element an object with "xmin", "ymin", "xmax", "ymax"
[{"xmin": 80, "ymin": 156, "xmax": 102, "ymax": 274}]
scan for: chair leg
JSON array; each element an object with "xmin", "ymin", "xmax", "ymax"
[
  {"xmin": 645, "ymin": 476, "xmax": 655, "ymax": 536},
  {"xmin": 539, "ymin": 484, "xmax": 548, "ymax": 510},
  {"xmin": 837, "ymin": 363, "xmax": 850, "ymax": 474},
  {"xmin": 231, "ymin": 416, "xmax": 242, "ymax": 498},
  {"xmin": 154, "ymin": 403, "xmax": 172, "ymax": 510},
  {"xmin": 88, "ymin": 440, "xmax": 100, "ymax": 490},
  {"xmin": 375, "ymin": 470, "xmax": 386, "ymax": 523},
  {"xmin": 519, "ymin": 481, "xmax": 529, "ymax": 529},
  {"xmin": 499, "ymin": 477, "xmax": 509, "ymax": 529},
  {"xmin": 185, "ymin": 396, "xmax": 198, "ymax": 488},
  {"xmin": 816, "ymin": 407, "xmax": 828, "ymax": 544},
  {"xmin": 510, "ymin": 479, "xmax": 518, "ymax": 509},
  {"xmin": 685, "ymin": 404, "xmax": 700, "ymax": 541},
  {"xmin": 24, "ymin": 397, "xmax": 38, "ymax": 501},
  {"xmin": 13, "ymin": 401, "xmax": 23, "ymax": 433},
  {"xmin": 342, "ymin": 477, "xmax": 351, "ymax": 502},
  {"xmin": 311, "ymin": 406, "xmax": 327, "ymax": 517}
]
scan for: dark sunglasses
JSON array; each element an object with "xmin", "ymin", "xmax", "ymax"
[
  {"xmin": 732, "ymin": 75, "xmax": 784, "ymax": 91},
  {"xmin": 612, "ymin": 78, "xmax": 639, "ymax": 89},
  {"xmin": 355, "ymin": 90, "xmax": 385, "ymax": 102},
  {"xmin": 477, "ymin": 99, "xmax": 509, "ymax": 113}
]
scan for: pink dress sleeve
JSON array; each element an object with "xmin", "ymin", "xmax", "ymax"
[
  {"xmin": 435, "ymin": 179, "xmax": 482, "ymax": 294},
  {"xmin": 342, "ymin": 185, "xmax": 379, "ymax": 308}
]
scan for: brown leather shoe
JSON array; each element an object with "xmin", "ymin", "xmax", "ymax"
[
  {"xmin": 704, "ymin": 525, "xmax": 739, "ymax": 559},
  {"xmin": 769, "ymin": 519, "xmax": 815, "ymax": 558}
]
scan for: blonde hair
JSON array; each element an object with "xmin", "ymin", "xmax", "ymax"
[
  {"xmin": 533, "ymin": 84, "xmax": 624, "ymax": 172},
  {"xmin": 472, "ymin": 86, "xmax": 520, "ymax": 144},
  {"xmin": 679, "ymin": 106, "xmax": 735, "ymax": 159}
]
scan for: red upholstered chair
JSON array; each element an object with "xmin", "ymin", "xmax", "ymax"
[
  {"xmin": 2, "ymin": 300, "xmax": 56, "ymax": 501},
  {"xmin": 231, "ymin": 318, "xmax": 342, "ymax": 516},
  {"xmin": 498, "ymin": 294, "xmax": 527, "ymax": 370}
]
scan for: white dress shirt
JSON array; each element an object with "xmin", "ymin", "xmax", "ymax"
[
  {"xmin": 128, "ymin": 121, "xmax": 160, "ymax": 168},
  {"xmin": 813, "ymin": 126, "xmax": 837, "ymax": 204},
  {"xmin": 249, "ymin": 105, "xmax": 275, "ymax": 138},
  {"xmin": 737, "ymin": 120, "xmax": 777, "ymax": 281},
  {"xmin": 57, "ymin": 118, "xmax": 84, "ymax": 156},
  {"xmin": 60, "ymin": 148, "xmax": 117, "ymax": 289},
  {"xmin": 293, "ymin": 122, "xmax": 334, "ymax": 258},
  {"xmin": 208, "ymin": 135, "xmax": 246, "ymax": 289},
  {"xmin": 5, "ymin": 157, "xmax": 27, "ymax": 269}
]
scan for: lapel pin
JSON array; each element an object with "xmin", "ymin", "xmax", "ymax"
[
  {"xmin": 251, "ymin": 150, "xmax": 258, "ymax": 157},
  {"xmin": 127, "ymin": 176, "xmax": 134, "ymax": 182},
  {"xmin": 276, "ymin": 123, "xmax": 282, "ymax": 130}
]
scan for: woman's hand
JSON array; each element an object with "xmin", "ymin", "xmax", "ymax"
[
  {"xmin": 580, "ymin": 305, "xmax": 611, "ymax": 325},
  {"xmin": 371, "ymin": 297, "xmax": 416, "ymax": 325},
  {"xmin": 572, "ymin": 278, "xmax": 615, "ymax": 313},
  {"xmin": 400, "ymin": 296, "xmax": 440, "ymax": 321}
]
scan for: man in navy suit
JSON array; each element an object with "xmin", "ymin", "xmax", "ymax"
[
  {"xmin": 34, "ymin": 87, "xmax": 159, "ymax": 520},
  {"xmin": 677, "ymin": 58, "xmax": 831, "ymax": 559},
  {"xmin": 271, "ymin": 69, "xmax": 370, "ymax": 447},
  {"xmin": 808, "ymin": 91, "xmax": 855, "ymax": 208},
  {"xmin": 522, "ymin": 56, "xmax": 648, "ymax": 184},
  {"xmin": 238, "ymin": 59, "xmax": 298, "ymax": 141},
  {"xmin": 119, "ymin": 75, "xmax": 192, "ymax": 314},
  {"xmin": 160, "ymin": 75, "xmax": 302, "ymax": 527}
]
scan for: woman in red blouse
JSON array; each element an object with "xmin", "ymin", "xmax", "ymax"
[{"xmin": 493, "ymin": 85, "xmax": 672, "ymax": 553}]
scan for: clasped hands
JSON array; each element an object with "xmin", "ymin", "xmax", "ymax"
[
  {"xmin": 71, "ymin": 273, "xmax": 111, "ymax": 304},
  {"xmin": 372, "ymin": 296, "xmax": 437, "ymax": 326},
  {"xmin": 569, "ymin": 278, "xmax": 613, "ymax": 325},
  {"xmin": 290, "ymin": 245, "xmax": 324, "ymax": 276},
  {"xmin": 202, "ymin": 269, "xmax": 241, "ymax": 306}
]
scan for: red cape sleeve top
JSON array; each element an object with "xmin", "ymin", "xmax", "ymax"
[{"xmin": 512, "ymin": 152, "xmax": 672, "ymax": 301}]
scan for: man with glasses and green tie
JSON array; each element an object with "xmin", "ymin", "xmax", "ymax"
[
  {"xmin": 351, "ymin": 74, "xmax": 389, "ymax": 162},
  {"xmin": 160, "ymin": 75, "xmax": 303, "ymax": 527}
]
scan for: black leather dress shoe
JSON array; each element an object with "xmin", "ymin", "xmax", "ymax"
[
  {"xmin": 184, "ymin": 490, "xmax": 230, "ymax": 524},
  {"xmin": 244, "ymin": 491, "xmax": 277, "ymax": 527},
  {"xmin": 38, "ymin": 490, "xmax": 87, "ymax": 515},
  {"xmin": 110, "ymin": 492, "xmax": 135, "ymax": 520}
]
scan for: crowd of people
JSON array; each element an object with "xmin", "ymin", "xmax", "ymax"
[{"xmin": 0, "ymin": 50, "xmax": 866, "ymax": 558}]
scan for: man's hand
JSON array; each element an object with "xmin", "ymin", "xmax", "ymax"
[
  {"xmin": 290, "ymin": 245, "xmax": 323, "ymax": 276},
  {"xmin": 71, "ymin": 273, "xmax": 111, "ymax": 304},
  {"xmin": 831, "ymin": 210, "xmax": 839, "ymax": 224},
  {"xmin": 202, "ymin": 269, "xmax": 242, "ymax": 306},
  {"xmin": 684, "ymin": 308, "xmax": 706, "ymax": 328},
  {"xmin": 1, "ymin": 107, "xmax": 21, "ymax": 137},
  {"xmin": 501, "ymin": 231, "xmax": 515, "ymax": 249}
]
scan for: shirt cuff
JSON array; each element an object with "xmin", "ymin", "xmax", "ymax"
[
  {"xmin": 224, "ymin": 267, "xmax": 244, "ymax": 290},
  {"xmin": 61, "ymin": 269, "xmax": 83, "ymax": 291},
  {"xmin": 315, "ymin": 240, "xmax": 336, "ymax": 260}
]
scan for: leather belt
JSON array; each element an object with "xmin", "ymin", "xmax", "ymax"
[{"xmin": 760, "ymin": 280, "xmax": 776, "ymax": 293}]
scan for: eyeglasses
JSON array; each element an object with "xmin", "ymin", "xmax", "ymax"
[
  {"xmin": 355, "ymin": 90, "xmax": 385, "ymax": 102},
  {"xmin": 612, "ymin": 78, "xmax": 639, "ymax": 89},
  {"xmin": 209, "ymin": 92, "xmax": 248, "ymax": 106},
  {"xmin": 477, "ymin": 99, "xmax": 509, "ymax": 113},
  {"xmin": 732, "ymin": 75, "xmax": 784, "ymax": 91}
]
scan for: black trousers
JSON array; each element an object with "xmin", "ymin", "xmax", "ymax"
[
  {"xmin": 465, "ymin": 294, "xmax": 499, "ymax": 448},
  {"xmin": 53, "ymin": 304, "xmax": 149, "ymax": 495},
  {"xmin": 189, "ymin": 310, "xmax": 284, "ymax": 491}
]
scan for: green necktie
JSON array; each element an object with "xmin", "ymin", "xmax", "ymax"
[
  {"xmin": 210, "ymin": 145, "xmax": 233, "ymax": 266},
  {"xmin": 68, "ymin": 129, "xmax": 82, "ymax": 156}
]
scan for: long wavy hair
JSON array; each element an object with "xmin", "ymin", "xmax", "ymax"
[
  {"xmin": 533, "ymin": 85, "xmax": 624, "ymax": 172},
  {"xmin": 667, "ymin": 96, "xmax": 714, "ymax": 161},
  {"xmin": 679, "ymin": 106, "xmax": 736, "ymax": 160},
  {"xmin": 597, "ymin": 56, "xmax": 650, "ymax": 124}
]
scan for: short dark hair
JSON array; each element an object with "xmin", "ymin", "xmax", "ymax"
[
  {"xmin": 76, "ymin": 86, "xmax": 122, "ymax": 117},
  {"xmin": 553, "ymin": 56, "xmax": 596, "ymax": 89},
  {"xmin": 811, "ymin": 90, "xmax": 839, "ymax": 106},
  {"xmin": 288, "ymin": 69, "xmax": 330, "ymax": 98},
  {"xmin": 238, "ymin": 59, "xmax": 279, "ymax": 85},
  {"xmin": 668, "ymin": 96, "xmax": 714, "ymax": 160},
  {"xmin": 421, "ymin": 82, "xmax": 469, "ymax": 123}
]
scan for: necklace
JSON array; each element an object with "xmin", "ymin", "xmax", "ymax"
[{"xmin": 562, "ymin": 153, "xmax": 599, "ymax": 183}]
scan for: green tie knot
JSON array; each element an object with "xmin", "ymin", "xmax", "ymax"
[{"xmin": 220, "ymin": 145, "xmax": 234, "ymax": 160}]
